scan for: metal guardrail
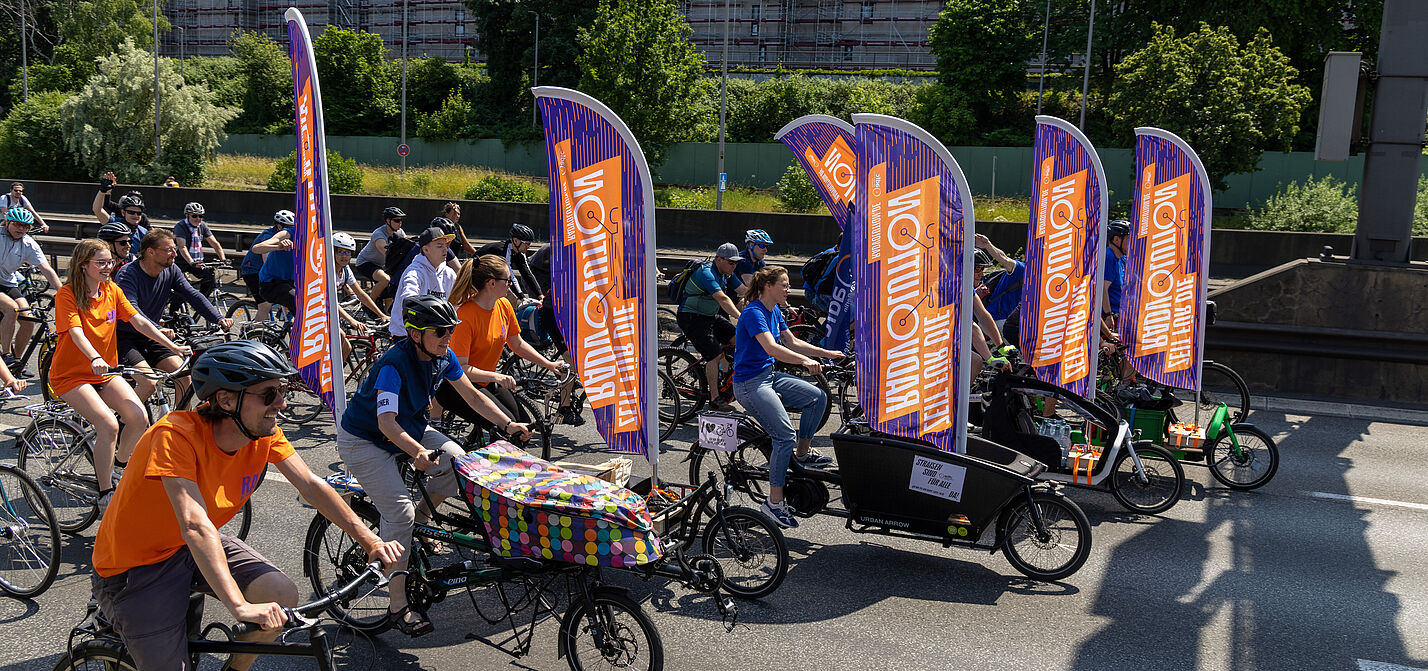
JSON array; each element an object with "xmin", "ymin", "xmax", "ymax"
[{"xmin": 1208, "ymin": 321, "xmax": 1428, "ymax": 366}]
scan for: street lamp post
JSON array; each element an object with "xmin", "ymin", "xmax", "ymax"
[
  {"xmin": 1035, "ymin": 0, "xmax": 1050, "ymax": 114},
  {"xmin": 400, "ymin": 0, "xmax": 408, "ymax": 176},
  {"xmin": 1078, "ymin": 0, "xmax": 1095, "ymax": 130},
  {"xmin": 153, "ymin": 0, "xmax": 161, "ymax": 160},
  {"xmin": 20, "ymin": 0, "xmax": 28, "ymax": 102},
  {"xmin": 531, "ymin": 12, "xmax": 539, "ymax": 127},
  {"xmin": 716, "ymin": 0, "xmax": 730, "ymax": 211},
  {"xmin": 179, "ymin": 26, "xmax": 185, "ymax": 80}
]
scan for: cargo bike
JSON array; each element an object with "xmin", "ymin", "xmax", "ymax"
[
  {"xmin": 1109, "ymin": 386, "xmax": 1279, "ymax": 491},
  {"xmin": 686, "ymin": 382, "xmax": 1095, "ymax": 582},
  {"xmin": 303, "ymin": 441, "xmax": 776, "ymax": 671}
]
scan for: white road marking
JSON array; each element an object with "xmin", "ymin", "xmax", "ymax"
[
  {"xmin": 264, "ymin": 468, "xmax": 292, "ymax": 486},
  {"xmin": 1304, "ymin": 491, "xmax": 1428, "ymax": 512},
  {"xmin": 1358, "ymin": 659, "xmax": 1428, "ymax": 671}
]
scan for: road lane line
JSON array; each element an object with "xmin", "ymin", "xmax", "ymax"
[
  {"xmin": 1304, "ymin": 491, "xmax": 1428, "ymax": 512},
  {"xmin": 1358, "ymin": 659, "xmax": 1428, "ymax": 671}
]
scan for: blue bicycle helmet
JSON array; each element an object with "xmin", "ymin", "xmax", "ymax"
[
  {"xmin": 5, "ymin": 207, "xmax": 34, "ymax": 225},
  {"xmin": 745, "ymin": 229, "xmax": 773, "ymax": 245}
]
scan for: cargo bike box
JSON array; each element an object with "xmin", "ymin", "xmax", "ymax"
[{"xmin": 454, "ymin": 442, "xmax": 663, "ymax": 569}]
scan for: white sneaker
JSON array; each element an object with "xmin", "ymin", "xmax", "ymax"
[{"xmin": 96, "ymin": 489, "xmax": 114, "ymax": 513}]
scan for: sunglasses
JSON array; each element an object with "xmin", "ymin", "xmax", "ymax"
[
  {"xmin": 755, "ymin": 243, "xmax": 768, "ymax": 249},
  {"xmin": 123, "ymin": 209, "xmax": 144, "ymax": 216},
  {"xmin": 413, "ymin": 325, "xmax": 455, "ymax": 338},
  {"xmin": 187, "ymin": 214, "xmax": 203, "ymax": 219},
  {"xmin": 243, "ymin": 383, "xmax": 290, "ymax": 406},
  {"xmin": 114, "ymin": 240, "xmax": 132, "ymax": 247},
  {"xmin": 8, "ymin": 220, "xmax": 31, "ymax": 228}
]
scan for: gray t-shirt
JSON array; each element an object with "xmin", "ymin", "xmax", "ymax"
[
  {"xmin": 0, "ymin": 233, "xmax": 44, "ymax": 286},
  {"xmin": 356, "ymin": 225, "xmax": 403, "ymax": 268}
]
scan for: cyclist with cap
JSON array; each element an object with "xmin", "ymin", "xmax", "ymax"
[
  {"xmin": 91, "ymin": 340, "xmax": 404, "ymax": 671},
  {"xmin": 393, "ymin": 216, "xmax": 462, "ymax": 275},
  {"xmin": 252, "ymin": 210, "xmax": 299, "ymax": 314},
  {"xmin": 91, "ymin": 172, "xmax": 148, "ymax": 250},
  {"xmin": 732, "ymin": 229, "xmax": 773, "ymax": 298},
  {"xmin": 387, "ymin": 226, "xmax": 458, "ymax": 338},
  {"xmin": 354, "ymin": 206, "xmax": 407, "ymax": 300},
  {"xmin": 340, "ymin": 294, "xmax": 530, "ymax": 637},
  {"xmin": 476, "ymin": 224, "xmax": 540, "ymax": 304},
  {"xmin": 239, "ymin": 210, "xmax": 292, "ymax": 322},
  {"xmin": 174, "ymin": 201, "xmax": 230, "ymax": 299},
  {"xmin": 1, "ymin": 207, "xmax": 62, "ymax": 378},
  {"xmin": 678, "ymin": 242, "xmax": 744, "ymax": 411}
]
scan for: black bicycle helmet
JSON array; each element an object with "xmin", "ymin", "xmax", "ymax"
[
  {"xmin": 383, "ymin": 206, "xmax": 406, "ymax": 220},
  {"xmin": 97, "ymin": 221, "xmax": 131, "ymax": 241},
  {"xmin": 192, "ymin": 340, "xmax": 298, "ymax": 401},
  {"xmin": 117, "ymin": 194, "xmax": 144, "ymax": 211},
  {"xmin": 509, "ymin": 223, "xmax": 535, "ymax": 242},
  {"xmin": 1107, "ymin": 219, "xmax": 1131, "ymax": 237},
  {"xmin": 430, "ymin": 216, "xmax": 454, "ymax": 233},
  {"xmin": 402, "ymin": 294, "xmax": 461, "ymax": 331}
]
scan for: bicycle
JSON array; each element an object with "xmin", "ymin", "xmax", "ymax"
[
  {"xmin": 168, "ymin": 260, "xmax": 244, "ymax": 339},
  {"xmin": 0, "ymin": 462, "xmax": 60, "ymax": 599},
  {"xmin": 659, "ymin": 341, "xmax": 833, "ymax": 431},
  {"xmin": 53, "ymin": 561, "xmax": 391, "ymax": 671},
  {"xmin": 1097, "ymin": 344, "xmax": 1251, "ymax": 424}
]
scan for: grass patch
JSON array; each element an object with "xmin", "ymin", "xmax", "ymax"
[
  {"xmin": 976, "ymin": 196, "xmax": 1031, "ymax": 223},
  {"xmin": 205, "ymin": 154, "xmax": 277, "ymax": 190},
  {"xmin": 655, "ymin": 185, "xmax": 798, "ymax": 213},
  {"xmin": 363, "ymin": 164, "xmax": 548, "ymax": 201}
]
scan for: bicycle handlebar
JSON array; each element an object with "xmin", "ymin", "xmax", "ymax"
[
  {"xmin": 106, "ymin": 356, "xmax": 193, "ymax": 381},
  {"xmin": 231, "ymin": 562, "xmax": 390, "ymax": 637}
]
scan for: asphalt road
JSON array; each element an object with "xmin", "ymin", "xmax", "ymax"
[{"xmin": 2, "ymin": 397, "xmax": 1427, "ymax": 671}]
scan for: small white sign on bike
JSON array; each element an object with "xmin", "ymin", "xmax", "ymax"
[
  {"xmin": 698, "ymin": 414, "xmax": 739, "ymax": 452},
  {"xmin": 908, "ymin": 456, "xmax": 967, "ymax": 502}
]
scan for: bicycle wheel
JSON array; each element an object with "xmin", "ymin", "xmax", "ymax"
[
  {"xmin": 282, "ymin": 376, "xmax": 328, "ymax": 425},
  {"xmin": 344, "ymin": 337, "xmax": 373, "ymax": 393},
  {"xmin": 657, "ymin": 306, "xmax": 682, "ymax": 344},
  {"xmin": 220, "ymin": 499, "xmax": 253, "ymax": 541},
  {"xmin": 657, "ymin": 370, "xmax": 680, "ymax": 442},
  {"xmin": 1108, "ymin": 443, "xmax": 1185, "ymax": 515},
  {"xmin": 559, "ymin": 589, "xmax": 664, "ymax": 671},
  {"xmin": 1198, "ymin": 361, "xmax": 1251, "ymax": 423},
  {"xmin": 687, "ymin": 438, "xmax": 771, "ymax": 504},
  {"xmin": 302, "ymin": 504, "xmax": 404, "ymax": 634},
  {"xmin": 38, "ymin": 347, "xmax": 57, "ymax": 402},
  {"xmin": 999, "ymin": 490, "xmax": 1092, "ymax": 582},
  {"xmin": 16, "ymin": 417, "xmax": 99, "ymax": 534},
  {"xmin": 787, "ymin": 323, "xmax": 824, "ymax": 348},
  {"xmin": 51, "ymin": 640, "xmax": 137, "ymax": 671},
  {"xmin": 659, "ymin": 347, "xmax": 706, "ymax": 423},
  {"xmin": 0, "ymin": 464, "xmax": 61, "ymax": 598},
  {"xmin": 1207, "ymin": 424, "xmax": 1279, "ymax": 490},
  {"xmin": 700, "ymin": 506, "xmax": 788, "ymax": 600},
  {"xmin": 225, "ymin": 298, "xmax": 260, "ymax": 327}
]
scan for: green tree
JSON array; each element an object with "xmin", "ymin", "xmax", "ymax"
[
  {"xmin": 60, "ymin": 39, "xmax": 236, "ymax": 185},
  {"xmin": 1107, "ymin": 23, "xmax": 1311, "ymax": 191},
  {"xmin": 774, "ymin": 164, "xmax": 823, "ymax": 213},
  {"xmin": 227, "ymin": 31, "xmax": 293, "ymax": 134},
  {"xmin": 5, "ymin": 63, "xmax": 82, "ymax": 101},
  {"xmin": 465, "ymin": 0, "xmax": 597, "ymax": 134},
  {"xmin": 576, "ymin": 0, "xmax": 710, "ymax": 165},
  {"xmin": 402, "ymin": 57, "xmax": 462, "ymax": 117},
  {"xmin": 928, "ymin": 0, "xmax": 1037, "ymax": 124},
  {"xmin": 0, "ymin": 90, "xmax": 86, "ymax": 181},
  {"xmin": 312, "ymin": 27, "xmax": 397, "ymax": 136},
  {"xmin": 51, "ymin": 0, "xmax": 170, "ymax": 79},
  {"xmin": 416, "ymin": 91, "xmax": 472, "ymax": 141}
]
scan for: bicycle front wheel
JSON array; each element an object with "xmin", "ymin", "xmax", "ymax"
[
  {"xmin": 999, "ymin": 490, "xmax": 1092, "ymax": 582},
  {"xmin": 1207, "ymin": 424, "xmax": 1279, "ymax": 490},
  {"xmin": 51, "ymin": 640, "xmax": 138, "ymax": 671},
  {"xmin": 700, "ymin": 506, "xmax": 788, "ymax": 600},
  {"xmin": 1199, "ymin": 361, "xmax": 1251, "ymax": 423},
  {"xmin": 16, "ymin": 417, "xmax": 99, "ymax": 534},
  {"xmin": 657, "ymin": 370, "xmax": 681, "ymax": 441},
  {"xmin": 0, "ymin": 464, "xmax": 61, "ymax": 598},
  {"xmin": 282, "ymin": 376, "xmax": 328, "ymax": 426},
  {"xmin": 659, "ymin": 347, "xmax": 706, "ymax": 423},
  {"xmin": 302, "ymin": 504, "xmax": 402, "ymax": 634},
  {"xmin": 559, "ymin": 589, "xmax": 664, "ymax": 671},
  {"xmin": 1108, "ymin": 443, "xmax": 1184, "ymax": 515}
]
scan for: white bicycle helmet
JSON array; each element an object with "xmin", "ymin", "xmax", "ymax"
[
  {"xmin": 274, "ymin": 209, "xmax": 295, "ymax": 227},
  {"xmin": 332, "ymin": 232, "xmax": 357, "ymax": 251},
  {"xmin": 183, "ymin": 202, "xmax": 205, "ymax": 216}
]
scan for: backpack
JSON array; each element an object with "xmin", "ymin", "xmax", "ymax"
[
  {"xmin": 382, "ymin": 234, "xmax": 418, "ymax": 280},
  {"xmin": 665, "ymin": 258, "xmax": 708, "ymax": 305},
  {"xmin": 802, "ymin": 247, "xmax": 838, "ymax": 294}
]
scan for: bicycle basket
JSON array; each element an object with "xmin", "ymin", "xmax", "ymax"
[{"xmin": 454, "ymin": 442, "xmax": 663, "ymax": 568}]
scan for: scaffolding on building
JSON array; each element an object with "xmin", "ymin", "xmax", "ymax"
[{"xmin": 683, "ymin": 0, "xmax": 939, "ymax": 71}]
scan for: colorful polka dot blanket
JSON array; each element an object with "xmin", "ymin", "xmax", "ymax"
[{"xmin": 454, "ymin": 441, "xmax": 663, "ymax": 568}]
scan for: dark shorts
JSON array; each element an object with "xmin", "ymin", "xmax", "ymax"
[
  {"xmin": 91, "ymin": 535, "xmax": 282, "ymax": 671},
  {"xmin": 242, "ymin": 273, "xmax": 262, "ymax": 299},
  {"xmin": 537, "ymin": 302, "xmax": 566, "ymax": 354},
  {"xmin": 117, "ymin": 335, "xmax": 176, "ymax": 368},
  {"xmin": 0, "ymin": 283, "xmax": 23, "ymax": 301},
  {"xmin": 354, "ymin": 261, "xmax": 383, "ymax": 281},
  {"xmin": 676, "ymin": 311, "xmax": 735, "ymax": 362},
  {"xmin": 436, "ymin": 380, "xmax": 532, "ymax": 436},
  {"xmin": 259, "ymin": 279, "xmax": 296, "ymax": 311}
]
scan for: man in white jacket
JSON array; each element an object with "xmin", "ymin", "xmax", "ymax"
[{"xmin": 388, "ymin": 227, "xmax": 457, "ymax": 337}]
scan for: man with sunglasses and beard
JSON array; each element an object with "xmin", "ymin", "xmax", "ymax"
[
  {"xmin": 91, "ymin": 341, "xmax": 405, "ymax": 671},
  {"xmin": 339, "ymin": 294, "xmax": 530, "ymax": 637}
]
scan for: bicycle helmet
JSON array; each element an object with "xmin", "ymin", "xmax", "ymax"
[
  {"xmin": 183, "ymin": 202, "xmax": 205, "ymax": 216},
  {"xmin": 745, "ymin": 229, "xmax": 773, "ymax": 245},
  {"xmin": 273, "ymin": 209, "xmax": 295, "ymax": 227},
  {"xmin": 402, "ymin": 294, "xmax": 461, "ymax": 331},
  {"xmin": 5, "ymin": 207, "xmax": 34, "ymax": 225},
  {"xmin": 974, "ymin": 249, "xmax": 994, "ymax": 268},
  {"xmin": 430, "ymin": 216, "xmax": 453, "ymax": 233},
  {"xmin": 332, "ymin": 232, "xmax": 357, "ymax": 252},
  {"xmin": 97, "ymin": 221, "xmax": 131, "ymax": 241},
  {"xmin": 117, "ymin": 194, "xmax": 144, "ymax": 211},
  {"xmin": 382, "ymin": 206, "xmax": 406, "ymax": 220},
  {"xmin": 509, "ymin": 223, "xmax": 535, "ymax": 243},
  {"xmin": 1107, "ymin": 219, "xmax": 1131, "ymax": 237},
  {"xmin": 191, "ymin": 340, "xmax": 298, "ymax": 401}
]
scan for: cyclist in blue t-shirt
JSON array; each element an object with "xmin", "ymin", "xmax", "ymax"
[
  {"xmin": 732, "ymin": 266, "xmax": 843, "ymax": 529},
  {"xmin": 1101, "ymin": 219, "xmax": 1130, "ymax": 345},
  {"xmin": 731, "ymin": 229, "xmax": 772, "ymax": 298},
  {"xmin": 253, "ymin": 210, "xmax": 298, "ymax": 313},
  {"xmin": 240, "ymin": 211, "xmax": 290, "ymax": 321},
  {"xmin": 677, "ymin": 243, "xmax": 743, "ymax": 411},
  {"xmin": 338, "ymin": 294, "xmax": 530, "ymax": 637}
]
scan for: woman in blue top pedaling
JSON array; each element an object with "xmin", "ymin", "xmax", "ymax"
[{"xmin": 732, "ymin": 266, "xmax": 844, "ymax": 529}]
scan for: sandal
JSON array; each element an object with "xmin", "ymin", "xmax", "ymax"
[{"xmin": 391, "ymin": 606, "xmax": 433, "ymax": 638}]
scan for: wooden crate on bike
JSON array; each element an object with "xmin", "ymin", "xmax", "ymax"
[
  {"xmin": 551, "ymin": 457, "xmax": 632, "ymax": 488},
  {"xmin": 454, "ymin": 442, "xmax": 662, "ymax": 569}
]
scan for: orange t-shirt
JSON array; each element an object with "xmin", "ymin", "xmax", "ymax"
[
  {"xmin": 449, "ymin": 298, "xmax": 519, "ymax": 374},
  {"xmin": 50, "ymin": 281, "xmax": 140, "ymax": 397},
  {"xmin": 92, "ymin": 411, "xmax": 296, "ymax": 577}
]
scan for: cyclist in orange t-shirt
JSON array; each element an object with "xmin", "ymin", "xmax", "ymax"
[
  {"xmin": 437, "ymin": 255, "xmax": 566, "ymax": 436},
  {"xmin": 52, "ymin": 240, "xmax": 189, "ymax": 510},
  {"xmin": 91, "ymin": 341, "xmax": 403, "ymax": 671}
]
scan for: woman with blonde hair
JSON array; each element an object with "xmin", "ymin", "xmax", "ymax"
[
  {"xmin": 438, "ymin": 255, "xmax": 565, "ymax": 439},
  {"xmin": 51, "ymin": 239, "xmax": 189, "ymax": 509}
]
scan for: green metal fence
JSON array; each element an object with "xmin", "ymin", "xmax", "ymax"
[{"xmin": 219, "ymin": 134, "xmax": 1424, "ymax": 209}]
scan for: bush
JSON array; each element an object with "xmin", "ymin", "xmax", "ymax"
[
  {"xmin": 774, "ymin": 164, "xmax": 824, "ymax": 213},
  {"xmin": 0, "ymin": 91, "xmax": 87, "ymax": 182},
  {"xmin": 266, "ymin": 149, "xmax": 364, "ymax": 195},
  {"xmin": 416, "ymin": 92, "xmax": 471, "ymax": 141},
  {"xmin": 6, "ymin": 64, "xmax": 84, "ymax": 101},
  {"xmin": 1245, "ymin": 175, "xmax": 1358, "ymax": 233},
  {"xmin": 463, "ymin": 174, "xmax": 546, "ymax": 203}
]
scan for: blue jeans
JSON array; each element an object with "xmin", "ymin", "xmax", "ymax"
[{"xmin": 733, "ymin": 368, "xmax": 828, "ymax": 488}]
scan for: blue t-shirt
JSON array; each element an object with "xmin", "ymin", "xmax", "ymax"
[
  {"xmin": 340, "ymin": 339, "xmax": 464, "ymax": 453},
  {"xmin": 258, "ymin": 232, "xmax": 294, "ymax": 282},
  {"xmin": 983, "ymin": 261, "xmax": 1025, "ymax": 321},
  {"xmin": 679, "ymin": 261, "xmax": 732, "ymax": 316},
  {"xmin": 241, "ymin": 226, "xmax": 280, "ymax": 275},
  {"xmin": 1103, "ymin": 248, "xmax": 1125, "ymax": 313},
  {"xmin": 733, "ymin": 300, "xmax": 786, "ymax": 383},
  {"xmin": 731, "ymin": 248, "xmax": 764, "ymax": 291}
]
